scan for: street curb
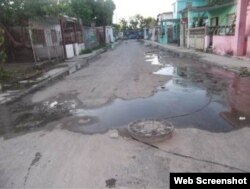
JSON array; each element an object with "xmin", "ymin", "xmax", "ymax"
[
  {"xmin": 143, "ymin": 40, "xmax": 244, "ymax": 74},
  {"xmin": 3, "ymin": 42, "xmax": 122, "ymax": 105}
]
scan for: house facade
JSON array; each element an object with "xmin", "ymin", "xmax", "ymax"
[
  {"xmin": 59, "ymin": 15, "xmax": 85, "ymax": 59},
  {"xmin": 177, "ymin": 0, "xmax": 208, "ymax": 49},
  {"xmin": 29, "ymin": 18, "xmax": 64, "ymax": 62},
  {"xmin": 157, "ymin": 12, "xmax": 174, "ymax": 44},
  {"xmin": 177, "ymin": 0, "xmax": 250, "ymax": 58}
]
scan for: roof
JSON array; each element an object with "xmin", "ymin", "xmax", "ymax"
[
  {"xmin": 179, "ymin": 2, "xmax": 236, "ymax": 13},
  {"xmin": 160, "ymin": 19, "xmax": 180, "ymax": 23},
  {"xmin": 157, "ymin": 12, "xmax": 173, "ymax": 16},
  {"xmin": 60, "ymin": 15, "xmax": 77, "ymax": 22}
]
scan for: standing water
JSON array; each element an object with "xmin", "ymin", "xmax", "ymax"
[{"xmin": 65, "ymin": 50, "xmax": 250, "ymax": 134}]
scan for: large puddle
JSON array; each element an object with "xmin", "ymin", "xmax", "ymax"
[
  {"xmin": 1, "ymin": 48, "xmax": 250, "ymax": 136},
  {"xmin": 62, "ymin": 51, "xmax": 250, "ymax": 134}
]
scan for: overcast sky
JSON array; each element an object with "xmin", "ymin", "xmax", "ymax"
[{"xmin": 113, "ymin": 0, "xmax": 175, "ymax": 23}]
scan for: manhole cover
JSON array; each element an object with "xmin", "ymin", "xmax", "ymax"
[{"xmin": 128, "ymin": 119, "xmax": 174, "ymax": 143}]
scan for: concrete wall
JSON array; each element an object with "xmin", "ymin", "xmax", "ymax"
[
  {"xmin": 35, "ymin": 46, "xmax": 64, "ymax": 60},
  {"xmin": 212, "ymin": 35, "xmax": 234, "ymax": 56},
  {"xmin": 188, "ymin": 34, "xmax": 205, "ymax": 50},
  {"xmin": 187, "ymin": 27, "xmax": 206, "ymax": 50},
  {"xmin": 106, "ymin": 26, "xmax": 115, "ymax": 43},
  {"xmin": 65, "ymin": 44, "xmax": 74, "ymax": 58},
  {"xmin": 149, "ymin": 27, "xmax": 158, "ymax": 42},
  {"xmin": 246, "ymin": 2, "xmax": 250, "ymax": 56},
  {"xmin": 204, "ymin": 35, "xmax": 210, "ymax": 50},
  {"xmin": 234, "ymin": 0, "xmax": 250, "ymax": 56},
  {"xmin": 247, "ymin": 36, "xmax": 250, "ymax": 57},
  {"xmin": 173, "ymin": 0, "xmax": 207, "ymax": 19}
]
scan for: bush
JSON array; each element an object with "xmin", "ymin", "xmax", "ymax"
[{"xmin": 80, "ymin": 49, "xmax": 92, "ymax": 54}]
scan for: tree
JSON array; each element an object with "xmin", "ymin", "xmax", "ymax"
[
  {"xmin": 120, "ymin": 18, "xmax": 128, "ymax": 31},
  {"xmin": 0, "ymin": 0, "xmax": 116, "ymax": 59},
  {"xmin": 143, "ymin": 17, "xmax": 156, "ymax": 28},
  {"xmin": 93, "ymin": 0, "xmax": 116, "ymax": 26},
  {"xmin": 0, "ymin": 27, "xmax": 6, "ymax": 70},
  {"xmin": 120, "ymin": 15, "xmax": 156, "ymax": 30},
  {"xmin": 128, "ymin": 14, "xmax": 144, "ymax": 29},
  {"xmin": 71, "ymin": 0, "xmax": 93, "ymax": 25},
  {"xmin": 0, "ymin": 0, "xmax": 66, "ymax": 48}
]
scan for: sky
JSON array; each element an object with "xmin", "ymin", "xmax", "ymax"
[{"xmin": 113, "ymin": 0, "xmax": 175, "ymax": 23}]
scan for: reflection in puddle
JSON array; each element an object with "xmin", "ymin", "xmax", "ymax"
[
  {"xmin": 145, "ymin": 53, "xmax": 163, "ymax": 65},
  {"xmin": 153, "ymin": 65, "xmax": 175, "ymax": 76}
]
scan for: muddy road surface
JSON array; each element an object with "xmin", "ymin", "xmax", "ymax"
[{"xmin": 0, "ymin": 40, "xmax": 250, "ymax": 188}]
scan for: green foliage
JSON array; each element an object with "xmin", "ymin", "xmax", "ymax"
[
  {"xmin": 0, "ymin": 0, "xmax": 69, "ymax": 25},
  {"xmin": 0, "ymin": 0, "xmax": 116, "ymax": 26},
  {"xmin": 80, "ymin": 48, "xmax": 92, "ymax": 54},
  {"xmin": 120, "ymin": 18, "xmax": 128, "ymax": 31},
  {"xmin": 91, "ymin": 0, "xmax": 116, "ymax": 26},
  {"xmin": 119, "ymin": 15, "xmax": 156, "ymax": 31},
  {"xmin": 71, "ymin": 0, "xmax": 93, "ymax": 26},
  {"xmin": 92, "ymin": 43, "xmax": 109, "ymax": 50},
  {"xmin": 0, "ymin": 27, "xmax": 6, "ymax": 69},
  {"xmin": 239, "ymin": 67, "xmax": 250, "ymax": 77},
  {"xmin": 143, "ymin": 17, "xmax": 156, "ymax": 28}
]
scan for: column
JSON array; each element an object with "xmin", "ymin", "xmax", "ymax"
[{"xmin": 234, "ymin": 0, "xmax": 249, "ymax": 56}]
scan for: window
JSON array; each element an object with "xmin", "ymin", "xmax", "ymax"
[
  {"xmin": 227, "ymin": 13, "xmax": 236, "ymax": 26},
  {"xmin": 211, "ymin": 17, "xmax": 219, "ymax": 26},
  {"xmin": 51, "ymin": 29, "xmax": 57, "ymax": 43},
  {"xmin": 32, "ymin": 29, "xmax": 45, "ymax": 45}
]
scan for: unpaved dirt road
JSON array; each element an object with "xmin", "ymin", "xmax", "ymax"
[{"xmin": 0, "ymin": 40, "xmax": 250, "ymax": 188}]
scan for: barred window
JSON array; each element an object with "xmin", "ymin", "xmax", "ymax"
[
  {"xmin": 211, "ymin": 17, "xmax": 219, "ymax": 27},
  {"xmin": 32, "ymin": 29, "xmax": 45, "ymax": 45}
]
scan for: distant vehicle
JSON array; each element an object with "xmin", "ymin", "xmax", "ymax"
[{"xmin": 123, "ymin": 29, "xmax": 143, "ymax": 40}]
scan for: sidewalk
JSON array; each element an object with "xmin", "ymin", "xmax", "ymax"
[
  {"xmin": 0, "ymin": 41, "xmax": 122, "ymax": 105},
  {"xmin": 144, "ymin": 40, "xmax": 250, "ymax": 73}
]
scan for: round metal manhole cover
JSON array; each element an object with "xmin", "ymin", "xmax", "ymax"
[{"xmin": 128, "ymin": 119, "xmax": 174, "ymax": 143}]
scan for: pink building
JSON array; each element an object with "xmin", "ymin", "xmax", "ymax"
[{"xmin": 212, "ymin": 0, "xmax": 250, "ymax": 57}]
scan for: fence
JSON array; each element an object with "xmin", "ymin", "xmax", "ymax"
[{"xmin": 207, "ymin": 25, "xmax": 235, "ymax": 36}]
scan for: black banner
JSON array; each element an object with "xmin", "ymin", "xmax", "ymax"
[{"xmin": 170, "ymin": 173, "xmax": 250, "ymax": 189}]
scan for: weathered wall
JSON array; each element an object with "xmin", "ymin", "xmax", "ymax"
[
  {"xmin": 30, "ymin": 19, "xmax": 64, "ymax": 61},
  {"xmin": 247, "ymin": 36, "xmax": 250, "ymax": 57},
  {"xmin": 234, "ymin": 0, "xmax": 250, "ymax": 56},
  {"xmin": 65, "ymin": 44, "xmax": 74, "ymax": 58},
  {"xmin": 188, "ymin": 35, "xmax": 204, "ymax": 50},
  {"xmin": 188, "ymin": 27, "xmax": 206, "ymax": 50},
  {"xmin": 212, "ymin": 35, "xmax": 234, "ymax": 56},
  {"xmin": 246, "ymin": 2, "xmax": 250, "ymax": 56},
  {"xmin": 173, "ymin": 0, "xmax": 207, "ymax": 19},
  {"xmin": 105, "ymin": 27, "xmax": 115, "ymax": 44}
]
